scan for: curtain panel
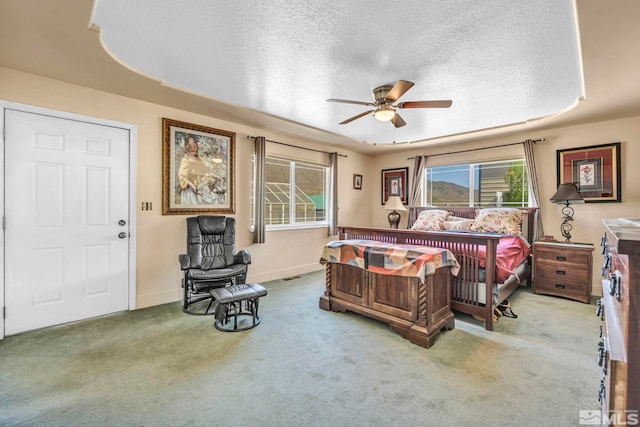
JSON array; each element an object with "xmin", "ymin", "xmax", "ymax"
[
  {"xmin": 406, "ymin": 155, "xmax": 427, "ymax": 228},
  {"xmin": 253, "ymin": 136, "xmax": 266, "ymax": 244},
  {"xmin": 328, "ymin": 152, "xmax": 338, "ymax": 236},
  {"xmin": 523, "ymin": 139, "xmax": 544, "ymax": 241}
]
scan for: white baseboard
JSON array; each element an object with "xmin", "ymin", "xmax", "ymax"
[
  {"xmin": 136, "ymin": 289, "xmax": 181, "ymax": 309},
  {"xmin": 247, "ymin": 263, "xmax": 323, "ymax": 284},
  {"xmin": 248, "ymin": 272, "xmax": 273, "ymax": 284},
  {"xmin": 137, "ymin": 264, "xmax": 324, "ymax": 309}
]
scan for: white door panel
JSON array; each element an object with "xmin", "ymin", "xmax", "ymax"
[{"xmin": 4, "ymin": 110, "xmax": 130, "ymax": 335}]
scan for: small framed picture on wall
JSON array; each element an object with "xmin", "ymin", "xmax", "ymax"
[{"xmin": 353, "ymin": 174, "xmax": 362, "ymax": 190}]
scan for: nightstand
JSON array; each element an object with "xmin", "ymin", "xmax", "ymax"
[{"xmin": 532, "ymin": 241, "xmax": 593, "ymax": 303}]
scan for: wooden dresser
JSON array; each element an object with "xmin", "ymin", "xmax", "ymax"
[
  {"xmin": 532, "ymin": 241, "xmax": 593, "ymax": 303},
  {"xmin": 597, "ymin": 218, "xmax": 639, "ymax": 425}
]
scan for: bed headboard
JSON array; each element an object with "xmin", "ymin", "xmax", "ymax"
[{"xmin": 409, "ymin": 206, "xmax": 538, "ymax": 243}]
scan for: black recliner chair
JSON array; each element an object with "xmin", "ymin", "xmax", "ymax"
[{"xmin": 178, "ymin": 215, "xmax": 251, "ymax": 315}]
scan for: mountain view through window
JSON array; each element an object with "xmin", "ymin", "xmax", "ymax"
[{"xmin": 424, "ymin": 159, "xmax": 528, "ymax": 207}]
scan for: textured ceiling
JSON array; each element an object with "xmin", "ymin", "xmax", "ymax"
[
  {"xmin": 2, "ymin": 1, "xmax": 639, "ymax": 154},
  {"xmin": 91, "ymin": 0, "xmax": 584, "ymax": 146}
]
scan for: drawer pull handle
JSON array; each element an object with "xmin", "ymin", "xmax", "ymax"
[
  {"xmin": 609, "ymin": 272, "xmax": 622, "ymax": 301},
  {"xmin": 556, "ymin": 256, "xmax": 566, "ymax": 261},
  {"xmin": 555, "ymin": 283, "xmax": 566, "ymax": 289},
  {"xmin": 609, "ymin": 275, "xmax": 617, "ymax": 297},
  {"xmin": 597, "ymin": 339, "xmax": 608, "ymax": 375},
  {"xmin": 597, "ymin": 340, "xmax": 605, "ymax": 366},
  {"xmin": 597, "ymin": 299, "xmax": 605, "ymax": 320},
  {"xmin": 555, "ymin": 270, "xmax": 566, "ymax": 275}
]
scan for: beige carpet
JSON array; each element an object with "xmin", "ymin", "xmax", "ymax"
[{"xmin": 0, "ymin": 270, "xmax": 601, "ymax": 426}]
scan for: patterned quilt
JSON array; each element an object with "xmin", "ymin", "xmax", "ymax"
[{"xmin": 320, "ymin": 239, "xmax": 460, "ymax": 284}]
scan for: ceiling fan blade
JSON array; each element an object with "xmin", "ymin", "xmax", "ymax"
[
  {"xmin": 327, "ymin": 98, "xmax": 374, "ymax": 106},
  {"xmin": 339, "ymin": 110, "xmax": 374, "ymax": 125},
  {"xmin": 391, "ymin": 113, "xmax": 406, "ymax": 128},
  {"xmin": 385, "ymin": 80, "xmax": 415, "ymax": 102},
  {"xmin": 397, "ymin": 100, "xmax": 453, "ymax": 109}
]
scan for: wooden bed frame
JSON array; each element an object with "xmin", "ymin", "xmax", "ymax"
[{"xmin": 323, "ymin": 207, "xmax": 537, "ymax": 331}]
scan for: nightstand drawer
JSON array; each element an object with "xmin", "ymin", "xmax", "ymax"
[
  {"xmin": 535, "ymin": 277, "xmax": 589, "ymax": 301},
  {"xmin": 535, "ymin": 262, "xmax": 589, "ymax": 283},
  {"xmin": 532, "ymin": 241, "xmax": 593, "ymax": 304},
  {"xmin": 534, "ymin": 246, "xmax": 590, "ymax": 266}
]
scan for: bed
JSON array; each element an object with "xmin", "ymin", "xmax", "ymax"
[{"xmin": 327, "ymin": 206, "xmax": 537, "ymax": 331}]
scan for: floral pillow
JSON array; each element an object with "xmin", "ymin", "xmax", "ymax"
[
  {"xmin": 469, "ymin": 208, "xmax": 526, "ymax": 235},
  {"xmin": 443, "ymin": 219, "xmax": 474, "ymax": 231},
  {"xmin": 411, "ymin": 209, "xmax": 451, "ymax": 231}
]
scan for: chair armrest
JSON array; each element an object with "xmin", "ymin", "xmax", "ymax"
[
  {"xmin": 178, "ymin": 254, "xmax": 190, "ymax": 270},
  {"xmin": 235, "ymin": 249, "xmax": 251, "ymax": 265}
]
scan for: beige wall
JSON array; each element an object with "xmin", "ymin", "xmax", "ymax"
[
  {"xmin": 0, "ymin": 67, "xmax": 373, "ymax": 308},
  {"xmin": 373, "ymin": 116, "xmax": 640, "ymax": 296},
  {"xmin": 2, "ymin": 66, "xmax": 638, "ymax": 306}
]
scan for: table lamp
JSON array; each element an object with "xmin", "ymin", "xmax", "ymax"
[
  {"xmin": 383, "ymin": 195, "xmax": 407, "ymax": 229},
  {"xmin": 549, "ymin": 182, "xmax": 584, "ymax": 242}
]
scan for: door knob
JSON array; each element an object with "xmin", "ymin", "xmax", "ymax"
[
  {"xmin": 118, "ymin": 232, "xmax": 127, "ymax": 239},
  {"xmin": 119, "ymin": 219, "xmax": 127, "ymax": 226}
]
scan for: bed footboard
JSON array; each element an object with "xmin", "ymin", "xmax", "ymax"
[{"xmin": 337, "ymin": 225, "xmax": 506, "ymax": 330}]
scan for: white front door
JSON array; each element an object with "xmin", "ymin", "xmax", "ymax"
[{"xmin": 4, "ymin": 109, "xmax": 131, "ymax": 335}]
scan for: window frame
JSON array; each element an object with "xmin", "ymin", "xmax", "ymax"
[
  {"xmin": 252, "ymin": 154, "xmax": 331, "ymax": 231},
  {"xmin": 421, "ymin": 158, "xmax": 530, "ymax": 208}
]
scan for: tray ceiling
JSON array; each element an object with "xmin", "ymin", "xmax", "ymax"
[
  {"xmin": 2, "ymin": 1, "xmax": 639, "ymax": 154},
  {"xmin": 91, "ymin": 0, "xmax": 584, "ymax": 147}
]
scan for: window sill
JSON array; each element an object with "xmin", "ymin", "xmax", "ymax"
[
  {"xmin": 250, "ymin": 223, "xmax": 329, "ymax": 232},
  {"xmin": 268, "ymin": 223, "xmax": 329, "ymax": 231}
]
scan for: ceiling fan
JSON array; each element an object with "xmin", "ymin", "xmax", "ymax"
[{"xmin": 327, "ymin": 80, "xmax": 452, "ymax": 128}]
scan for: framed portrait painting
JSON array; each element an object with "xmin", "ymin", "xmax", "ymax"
[
  {"xmin": 162, "ymin": 118, "xmax": 235, "ymax": 215},
  {"xmin": 381, "ymin": 167, "xmax": 408, "ymax": 204},
  {"xmin": 556, "ymin": 142, "xmax": 621, "ymax": 203}
]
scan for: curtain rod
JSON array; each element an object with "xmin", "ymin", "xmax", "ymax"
[
  {"xmin": 247, "ymin": 135, "xmax": 348, "ymax": 158},
  {"xmin": 407, "ymin": 138, "xmax": 544, "ymax": 160}
]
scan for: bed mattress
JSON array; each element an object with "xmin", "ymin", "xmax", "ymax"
[{"xmin": 476, "ymin": 261, "xmax": 529, "ymax": 305}]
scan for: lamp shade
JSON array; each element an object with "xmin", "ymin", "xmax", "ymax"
[
  {"xmin": 383, "ymin": 195, "xmax": 407, "ymax": 211},
  {"xmin": 550, "ymin": 183, "xmax": 585, "ymax": 204}
]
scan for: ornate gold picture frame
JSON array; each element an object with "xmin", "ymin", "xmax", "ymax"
[{"xmin": 162, "ymin": 118, "xmax": 235, "ymax": 215}]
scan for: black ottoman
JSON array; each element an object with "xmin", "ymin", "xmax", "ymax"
[{"xmin": 210, "ymin": 283, "xmax": 267, "ymax": 331}]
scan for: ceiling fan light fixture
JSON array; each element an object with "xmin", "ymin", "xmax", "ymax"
[
  {"xmin": 328, "ymin": 80, "xmax": 452, "ymax": 127},
  {"xmin": 374, "ymin": 105, "xmax": 396, "ymax": 122}
]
